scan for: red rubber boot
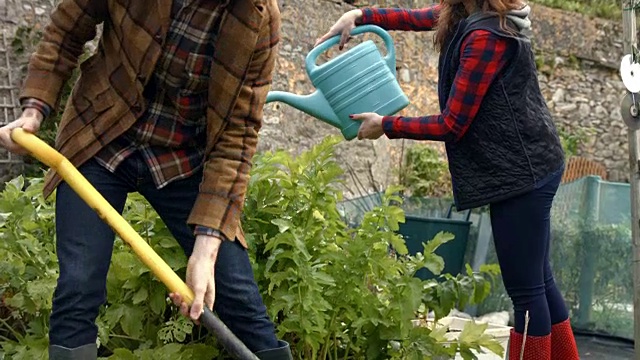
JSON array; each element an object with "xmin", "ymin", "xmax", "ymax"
[
  {"xmin": 550, "ymin": 319, "xmax": 579, "ymax": 360},
  {"xmin": 509, "ymin": 328, "xmax": 551, "ymax": 359}
]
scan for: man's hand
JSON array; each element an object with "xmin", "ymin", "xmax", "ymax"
[
  {"xmin": 169, "ymin": 234, "xmax": 222, "ymax": 322},
  {"xmin": 0, "ymin": 108, "xmax": 43, "ymax": 155}
]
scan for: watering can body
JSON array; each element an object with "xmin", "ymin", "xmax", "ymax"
[{"xmin": 266, "ymin": 25, "xmax": 410, "ymax": 140}]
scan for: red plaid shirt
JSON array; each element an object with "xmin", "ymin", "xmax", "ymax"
[
  {"xmin": 361, "ymin": 5, "xmax": 513, "ymax": 142},
  {"xmin": 24, "ymin": 0, "xmax": 227, "ymax": 237}
]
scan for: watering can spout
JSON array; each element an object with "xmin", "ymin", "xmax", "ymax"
[{"xmin": 266, "ymin": 90, "xmax": 341, "ymax": 129}]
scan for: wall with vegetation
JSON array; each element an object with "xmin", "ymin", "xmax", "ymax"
[{"xmin": 4, "ymin": 0, "xmax": 632, "ymax": 193}]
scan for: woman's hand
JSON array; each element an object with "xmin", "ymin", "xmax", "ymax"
[
  {"xmin": 314, "ymin": 9, "xmax": 364, "ymax": 50},
  {"xmin": 351, "ymin": 112, "xmax": 385, "ymax": 140}
]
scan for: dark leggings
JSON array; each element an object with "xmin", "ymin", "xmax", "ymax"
[{"xmin": 489, "ymin": 170, "xmax": 569, "ymax": 336}]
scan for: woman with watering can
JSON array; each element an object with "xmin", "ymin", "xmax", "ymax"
[{"xmin": 317, "ymin": 3, "xmax": 578, "ymax": 360}]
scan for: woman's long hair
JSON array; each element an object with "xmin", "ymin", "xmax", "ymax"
[{"xmin": 434, "ymin": 0, "xmax": 523, "ymax": 51}]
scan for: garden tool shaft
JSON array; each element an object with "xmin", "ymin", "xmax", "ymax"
[{"xmin": 10, "ymin": 128, "xmax": 259, "ymax": 360}]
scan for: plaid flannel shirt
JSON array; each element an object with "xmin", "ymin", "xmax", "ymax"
[
  {"xmin": 360, "ymin": 5, "xmax": 513, "ymax": 142},
  {"xmin": 24, "ymin": 0, "xmax": 227, "ymax": 238}
]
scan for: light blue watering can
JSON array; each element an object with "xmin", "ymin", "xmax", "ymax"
[{"xmin": 266, "ymin": 25, "xmax": 410, "ymax": 140}]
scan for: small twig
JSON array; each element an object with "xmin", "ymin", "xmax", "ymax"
[
  {"xmin": 342, "ymin": 163, "xmax": 366, "ymax": 197},
  {"xmin": 398, "ymin": 139, "xmax": 406, "ymax": 187},
  {"xmin": 108, "ymin": 333, "xmax": 144, "ymax": 342},
  {"xmin": 0, "ymin": 317, "xmax": 24, "ymax": 342},
  {"xmin": 365, "ymin": 161, "xmax": 384, "ymax": 205},
  {"xmin": 365, "ymin": 160, "xmax": 380, "ymax": 194},
  {"xmin": 346, "ymin": 162, "xmax": 370, "ymax": 198},
  {"xmin": 520, "ymin": 310, "xmax": 530, "ymax": 360},
  {"xmin": 344, "ymin": 164, "xmax": 371, "ymax": 214}
]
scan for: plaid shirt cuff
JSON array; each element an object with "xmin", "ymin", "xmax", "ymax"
[
  {"xmin": 194, "ymin": 225, "xmax": 228, "ymax": 240},
  {"xmin": 382, "ymin": 116, "xmax": 401, "ymax": 138},
  {"xmin": 21, "ymin": 98, "xmax": 52, "ymax": 118},
  {"xmin": 360, "ymin": 8, "xmax": 374, "ymax": 24}
]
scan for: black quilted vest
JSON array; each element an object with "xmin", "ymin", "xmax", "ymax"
[{"xmin": 438, "ymin": 13, "xmax": 564, "ymax": 210}]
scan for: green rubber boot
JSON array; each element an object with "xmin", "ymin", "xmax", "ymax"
[
  {"xmin": 49, "ymin": 344, "xmax": 97, "ymax": 360},
  {"xmin": 255, "ymin": 340, "xmax": 293, "ymax": 360}
]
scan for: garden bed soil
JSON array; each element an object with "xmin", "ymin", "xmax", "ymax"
[{"xmin": 575, "ymin": 333, "xmax": 634, "ymax": 360}]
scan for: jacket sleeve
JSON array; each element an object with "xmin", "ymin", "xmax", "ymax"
[
  {"xmin": 360, "ymin": 4, "xmax": 440, "ymax": 31},
  {"xmin": 187, "ymin": 4, "xmax": 280, "ymax": 242},
  {"xmin": 19, "ymin": 0, "xmax": 107, "ymax": 109}
]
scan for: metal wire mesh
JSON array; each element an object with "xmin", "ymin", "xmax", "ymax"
[{"xmin": 0, "ymin": 30, "xmax": 22, "ymax": 165}]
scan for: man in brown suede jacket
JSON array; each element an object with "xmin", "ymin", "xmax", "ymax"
[{"xmin": 0, "ymin": 1, "xmax": 292, "ymax": 359}]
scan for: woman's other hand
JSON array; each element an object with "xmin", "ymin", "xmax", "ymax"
[{"xmin": 314, "ymin": 9, "xmax": 364, "ymax": 50}]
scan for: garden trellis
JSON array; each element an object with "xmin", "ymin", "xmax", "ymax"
[{"xmin": 0, "ymin": 30, "xmax": 22, "ymax": 166}]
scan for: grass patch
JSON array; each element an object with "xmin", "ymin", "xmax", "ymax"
[{"xmin": 530, "ymin": 0, "xmax": 621, "ymax": 20}]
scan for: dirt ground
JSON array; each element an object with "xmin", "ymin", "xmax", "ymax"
[{"xmin": 576, "ymin": 334, "xmax": 634, "ymax": 360}]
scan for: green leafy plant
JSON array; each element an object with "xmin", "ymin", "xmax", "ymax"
[
  {"xmin": 549, "ymin": 217, "xmax": 633, "ymax": 338},
  {"xmin": 397, "ymin": 144, "xmax": 451, "ymax": 199},
  {"xmin": 1, "ymin": 137, "xmax": 502, "ymax": 359},
  {"xmin": 530, "ymin": 0, "xmax": 619, "ymax": 19},
  {"xmin": 10, "ymin": 26, "xmax": 44, "ymax": 57},
  {"xmin": 475, "ymin": 193, "xmax": 634, "ymax": 340},
  {"xmin": 0, "ymin": 178, "xmax": 220, "ymax": 359},
  {"xmin": 245, "ymin": 136, "xmax": 501, "ymax": 359},
  {"xmin": 557, "ymin": 126, "xmax": 594, "ymax": 158}
]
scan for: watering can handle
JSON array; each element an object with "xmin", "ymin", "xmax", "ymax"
[{"xmin": 306, "ymin": 24, "xmax": 397, "ymax": 77}]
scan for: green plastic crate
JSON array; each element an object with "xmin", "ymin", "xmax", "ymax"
[{"xmin": 397, "ymin": 214, "xmax": 472, "ymax": 281}]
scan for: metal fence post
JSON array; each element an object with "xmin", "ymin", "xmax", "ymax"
[{"xmin": 620, "ymin": 1, "xmax": 640, "ymax": 357}]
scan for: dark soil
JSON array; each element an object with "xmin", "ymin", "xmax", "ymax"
[{"xmin": 576, "ymin": 333, "xmax": 634, "ymax": 360}]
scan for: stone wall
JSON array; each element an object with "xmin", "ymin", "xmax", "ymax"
[
  {"xmin": 528, "ymin": 4, "xmax": 630, "ymax": 182},
  {"xmin": 540, "ymin": 64, "xmax": 629, "ymax": 181}
]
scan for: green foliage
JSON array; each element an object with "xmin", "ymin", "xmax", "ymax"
[
  {"xmin": 530, "ymin": 0, "xmax": 620, "ymax": 19},
  {"xmin": 0, "ymin": 178, "xmax": 220, "ymax": 359},
  {"xmin": 372, "ymin": 0, "xmax": 621, "ymax": 19},
  {"xmin": 557, "ymin": 126, "xmax": 594, "ymax": 158},
  {"xmin": 1, "ymin": 137, "xmax": 502, "ymax": 359},
  {"xmin": 11, "ymin": 26, "xmax": 43, "ymax": 57},
  {"xmin": 397, "ymin": 144, "xmax": 451, "ymax": 198},
  {"xmin": 244, "ymin": 136, "xmax": 500, "ymax": 359},
  {"xmin": 477, "ymin": 208, "xmax": 635, "ymax": 339},
  {"xmin": 0, "ymin": 177, "xmax": 56, "ymax": 358},
  {"xmin": 549, "ymin": 217, "xmax": 633, "ymax": 338}
]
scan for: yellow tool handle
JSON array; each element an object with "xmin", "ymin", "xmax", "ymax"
[{"xmin": 10, "ymin": 128, "xmax": 196, "ymax": 305}]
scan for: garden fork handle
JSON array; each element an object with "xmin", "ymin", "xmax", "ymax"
[{"xmin": 10, "ymin": 128, "xmax": 259, "ymax": 360}]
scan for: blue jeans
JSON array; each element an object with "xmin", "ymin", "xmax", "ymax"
[
  {"xmin": 490, "ymin": 168, "xmax": 568, "ymax": 336},
  {"xmin": 49, "ymin": 153, "xmax": 279, "ymax": 352}
]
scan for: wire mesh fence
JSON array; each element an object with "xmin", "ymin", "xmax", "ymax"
[{"xmin": 0, "ymin": 29, "xmax": 25, "ymax": 181}]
